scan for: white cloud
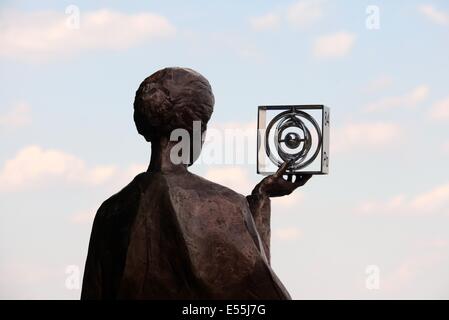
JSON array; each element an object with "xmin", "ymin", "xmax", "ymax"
[
  {"xmin": 418, "ymin": 5, "xmax": 449, "ymax": 26},
  {"xmin": 410, "ymin": 183, "xmax": 449, "ymax": 213},
  {"xmin": 0, "ymin": 102, "xmax": 31, "ymax": 129},
  {"xmin": 0, "ymin": 9, "xmax": 176, "ymax": 61},
  {"xmin": 355, "ymin": 182, "xmax": 449, "ymax": 215},
  {"xmin": 332, "ymin": 122, "xmax": 402, "ymax": 153},
  {"xmin": 273, "ymin": 227, "xmax": 302, "ymax": 241},
  {"xmin": 429, "ymin": 95, "xmax": 449, "ymax": 121},
  {"xmin": 364, "ymin": 85, "xmax": 430, "ymax": 112},
  {"xmin": 442, "ymin": 141, "xmax": 449, "ymax": 154},
  {"xmin": 382, "ymin": 251, "xmax": 447, "ymax": 294},
  {"xmin": 250, "ymin": 13, "xmax": 280, "ymax": 31},
  {"xmin": 356, "ymin": 194, "xmax": 408, "ymax": 215},
  {"xmin": 363, "ymin": 75, "xmax": 393, "ymax": 93},
  {"xmin": 272, "ymin": 192, "xmax": 304, "ymax": 209},
  {"xmin": 70, "ymin": 207, "xmax": 96, "ymax": 225},
  {"xmin": 419, "ymin": 238, "xmax": 449, "ymax": 249},
  {"xmin": 250, "ymin": 1, "xmax": 325, "ymax": 32},
  {"xmin": 313, "ymin": 31, "xmax": 356, "ymax": 59},
  {"xmin": 0, "ymin": 145, "xmax": 118, "ymax": 192},
  {"xmin": 287, "ymin": 0, "xmax": 325, "ymax": 28},
  {"xmin": 121, "ymin": 163, "xmax": 147, "ymax": 181},
  {"xmin": 0, "ymin": 263, "xmax": 56, "ymax": 296},
  {"xmin": 237, "ymin": 44, "xmax": 265, "ymax": 63}
]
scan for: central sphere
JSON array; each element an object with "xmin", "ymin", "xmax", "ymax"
[{"xmin": 284, "ymin": 132, "xmax": 302, "ymax": 149}]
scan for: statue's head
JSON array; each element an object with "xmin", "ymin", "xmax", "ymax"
[{"xmin": 134, "ymin": 67, "xmax": 215, "ymax": 142}]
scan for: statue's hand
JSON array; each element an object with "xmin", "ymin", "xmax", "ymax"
[{"xmin": 252, "ymin": 161, "xmax": 312, "ymax": 198}]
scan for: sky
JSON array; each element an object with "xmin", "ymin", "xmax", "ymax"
[{"xmin": 0, "ymin": 0, "xmax": 449, "ymax": 299}]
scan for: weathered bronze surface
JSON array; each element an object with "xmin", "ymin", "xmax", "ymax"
[{"xmin": 81, "ymin": 67, "xmax": 311, "ymax": 299}]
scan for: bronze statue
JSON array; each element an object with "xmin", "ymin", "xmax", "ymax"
[{"xmin": 81, "ymin": 67, "xmax": 312, "ymax": 299}]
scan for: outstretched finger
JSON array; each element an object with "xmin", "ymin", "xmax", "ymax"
[{"xmin": 275, "ymin": 161, "xmax": 290, "ymax": 177}]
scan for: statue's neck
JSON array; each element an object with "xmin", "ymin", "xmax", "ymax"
[{"xmin": 148, "ymin": 136, "xmax": 188, "ymax": 173}]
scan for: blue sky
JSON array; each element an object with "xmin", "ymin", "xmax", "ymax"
[{"xmin": 1, "ymin": 0, "xmax": 449, "ymax": 299}]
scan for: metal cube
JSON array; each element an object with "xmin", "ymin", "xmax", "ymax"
[{"xmin": 257, "ymin": 105, "xmax": 330, "ymax": 175}]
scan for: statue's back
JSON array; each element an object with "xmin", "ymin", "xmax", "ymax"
[{"xmin": 81, "ymin": 171, "xmax": 290, "ymax": 299}]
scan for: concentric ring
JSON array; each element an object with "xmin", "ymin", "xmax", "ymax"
[{"xmin": 265, "ymin": 110, "xmax": 322, "ymax": 171}]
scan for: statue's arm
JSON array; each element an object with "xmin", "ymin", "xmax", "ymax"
[
  {"xmin": 80, "ymin": 205, "xmax": 105, "ymax": 300},
  {"xmin": 247, "ymin": 162, "xmax": 313, "ymax": 265},
  {"xmin": 246, "ymin": 192, "xmax": 272, "ymax": 264}
]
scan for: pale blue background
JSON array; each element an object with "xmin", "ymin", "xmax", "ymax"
[{"xmin": 1, "ymin": 0, "xmax": 448, "ymax": 299}]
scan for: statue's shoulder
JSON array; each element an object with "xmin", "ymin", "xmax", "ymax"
[
  {"xmin": 94, "ymin": 172, "xmax": 149, "ymax": 222},
  {"xmin": 93, "ymin": 170, "xmax": 248, "ymax": 224},
  {"xmin": 164, "ymin": 171, "xmax": 247, "ymax": 204}
]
